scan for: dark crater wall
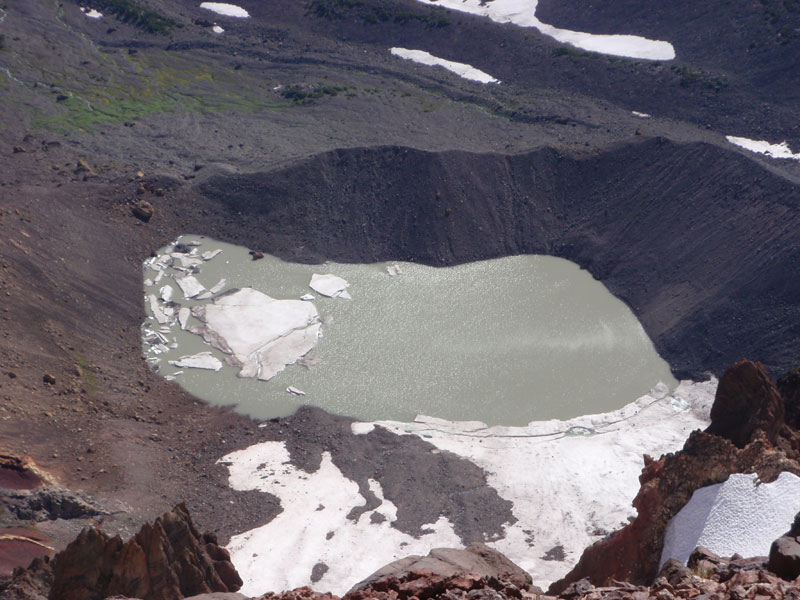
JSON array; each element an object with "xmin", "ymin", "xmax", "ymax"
[{"xmin": 197, "ymin": 137, "xmax": 800, "ymax": 380}]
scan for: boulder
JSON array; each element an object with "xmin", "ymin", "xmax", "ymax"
[
  {"xmin": 49, "ymin": 503, "xmax": 241, "ymax": 600},
  {"xmin": 348, "ymin": 544, "xmax": 532, "ymax": 594},
  {"xmin": 132, "ymin": 200, "xmax": 154, "ymax": 222},
  {"xmin": 768, "ymin": 513, "xmax": 800, "ymax": 580},
  {"xmin": 706, "ymin": 359, "xmax": 785, "ymax": 448}
]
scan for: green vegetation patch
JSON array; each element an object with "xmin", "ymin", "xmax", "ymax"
[
  {"xmin": 306, "ymin": 0, "xmax": 450, "ymax": 27},
  {"xmin": 85, "ymin": 0, "xmax": 179, "ymax": 33}
]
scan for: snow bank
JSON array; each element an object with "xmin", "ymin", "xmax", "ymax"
[
  {"xmin": 660, "ymin": 472, "xmax": 800, "ymax": 567},
  {"xmin": 390, "ymin": 48, "xmax": 499, "ymax": 84},
  {"xmin": 220, "ymin": 443, "xmax": 461, "ymax": 596},
  {"xmin": 353, "ymin": 379, "xmax": 715, "ymax": 589},
  {"xmin": 200, "ymin": 2, "xmax": 249, "ymax": 17},
  {"xmin": 726, "ymin": 136, "xmax": 800, "ymax": 161},
  {"xmin": 222, "ymin": 379, "xmax": 715, "ymax": 593},
  {"xmin": 412, "ymin": 0, "xmax": 674, "ymax": 60}
]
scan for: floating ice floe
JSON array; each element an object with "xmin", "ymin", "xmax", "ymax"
[
  {"xmin": 726, "ymin": 136, "xmax": 800, "ymax": 161},
  {"xmin": 390, "ymin": 48, "xmax": 499, "ymax": 84},
  {"xmin": 286, "ymin": 386, "xmax": 306, "ymax": 396},
  {"xmin": 174, "ymin": 275, "xmax": 206, "ymax": 299},
  {"xmin": 310, "ymin": 273, "xmax": 352, "ymax": 299},
  {"xmin": 222, "ymin": 379, "xmax": 716, "ymax": 593},
  {"xmin": 80, "ymin": 7, "xmax": 103, "ymax": 18},
  {"xmin": 178, "ymin": 307, "xmax": 191, "ymax": 330},
  {"xmin": 148, "ymin": 294, "xmax": 169, "ymax": 324},
  {"xmin": 169, "ymin": 351, "xmax": 223, "ymax": 371},
  {"xmin": 200, "ymin": 2, "xmax": 249, "ymax": 17},
  {"xmin": 221, "ymin": 444, "xmax": 461, "ymax": 596},
  {"xmin": 188, "ymin": 288, "xmax": 321, "ymax": 381},
  {"xmin": 411, "ymin": 0, "xmax": 674, "ymax": 60},
  {"xmin": 159, "ymin": 285, "xmax": 174, "ymax": 302},
  {"xmin": 202, "ymin": 248, "xmax": 223, "ymax": 260},
  {"xmin": 300, "ymin": 294, "xmax": 315, "ymax": 301},
  {"xmin": 660, "ymin": 471, "xmax": 800, "ymax": 567}
]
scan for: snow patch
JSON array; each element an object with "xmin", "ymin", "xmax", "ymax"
[
  {"xmin": 660, "ymin": 471, "xmax": 800, "ymax": 567},
  {"xmin": 352, "ymin": 379, "xmax": 717, "ymax": 590},
  {"xmin": 200, "ymin": 2, "xmax": 249, "ymax": 17},
  {"xmin": 390, "ymin": 48, "xmax": 499, "ymax": 84},
  {"xmin": 632, "ymin": 111, "xmax": 651, "ymax": 118},
  {"xmin": 726, "ymin": 136, "xmax": 800, "ymax": 161},
  {"xmin": 411, "ymin": 0, "xmax": 674, "ymax": 60},
  {"xmin": 80, "ymin": 7, "xmax": 103, "ymax": 18},
  {"xmin": 221, "ymin": 442, "xmax": 461, "ymax": 596},
  {"xmin": 212, "ymin": 25, "xmax": 225, "ymax": 34}
]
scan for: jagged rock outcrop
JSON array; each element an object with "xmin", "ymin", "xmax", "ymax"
[
  {"xmin": 349, "ymin": 544, "xmax": 534, "ymax": 594},
  {"xmin": 706, "ymin": 360, "xmax": 785, "ymax": 448},
  {"xmin": 550, "ymin": 359, "xmax": 800, "ymax": 593},
  {"xmin": 770, "ymin": 513, "xmax": 800, "ymax": 581},
  {"xmin": 48, "ymin": 503, "xmax": 241, "ymax": 600}
]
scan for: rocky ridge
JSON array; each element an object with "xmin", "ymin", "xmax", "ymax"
[{"xmin": 550, "ymin": 360, "xmax": 800, "ymax": 592}]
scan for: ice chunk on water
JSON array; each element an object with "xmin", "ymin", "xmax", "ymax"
[
  {"xmin": 310, "ymin": 273, "xmax": 351, "ymax": 299},
  {"xmin": 202, "ymin": 249, "xmax": 223, "ymax": 261},
  {"xmin": 149, "ymin": 294, "xmax": 169, "ymax": 324},
  {"xmin": 160, "ymin": 285, "xmax": 174, "ymax": 302},
  {"xmin": 178, "ymin": 307, "xmax": 191, "ymax": 330},
  {"xmin": 169, "ymin": 352, "xmax": 223, "ymax": 371},
  {"xmin": 188, "ymin": 288, "xmax": 321, "ymax": 381},
  {"xmin": 286, "ymin": 386, "xmax": 306, "ymax": 396},
  {"xmin": 174, "ymin": 275, "xmax": 206, "ymax": 298}
]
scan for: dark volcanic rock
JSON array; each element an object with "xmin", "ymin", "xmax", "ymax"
[
  {"xmin": 779, "ymin": 366, "xmax": 800, "ymax": 430},
  {"xmin": 706, "ymin": 359, "xmax": 785, "ymax": 448},
  {"xmin": 769, "ymin": 513, "xmax": 800, "ymax": 580},
  {"xmin": 198, "ymin": 139, "xmax": 800, "ymax": 381},
  {"xmin": 48, "ymin": 503, "xmax": 241, "ymax": 600}
]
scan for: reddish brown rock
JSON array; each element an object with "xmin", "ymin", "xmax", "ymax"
[
  {"xmin": 48, "ymin": 503, "xmax": 241, "ymax": 600},
  {"xmin": 706, "ymin": 360, "xmax": 785, "ymax": 448},
  {"xmin": 350, "ymin": 544, "xmax": 533, "ymax": 594}
]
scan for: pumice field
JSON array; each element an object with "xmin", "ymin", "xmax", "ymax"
[{"xmin": 0, "ymin": 1, "xmax": 799, "ymax": 600}]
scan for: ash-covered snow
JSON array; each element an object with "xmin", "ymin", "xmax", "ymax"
[
  {"xmin": 222, "ymin": 379, "xmax": 716, "ymax": 594},
  {"xmin": 660, "ymin": 472, "xmax": 800, "ymax": 567},
  {"xmin": 199, "ymin": 2, "xmax": 249, "ymax": 17},
  {"xmin": 221, "ymin": 443, "xmax": 461, "ymax": 596},
  {"xmin": 390, "ymin": 48, "xmax": 499, "ymax": 84},
  {"xmin": 726, "ymin": 136, "xmax": 800, "ymax": 161},
  {"xmin": 411, "ymin": 0, "xmax": 674, "ymax": 60}
]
